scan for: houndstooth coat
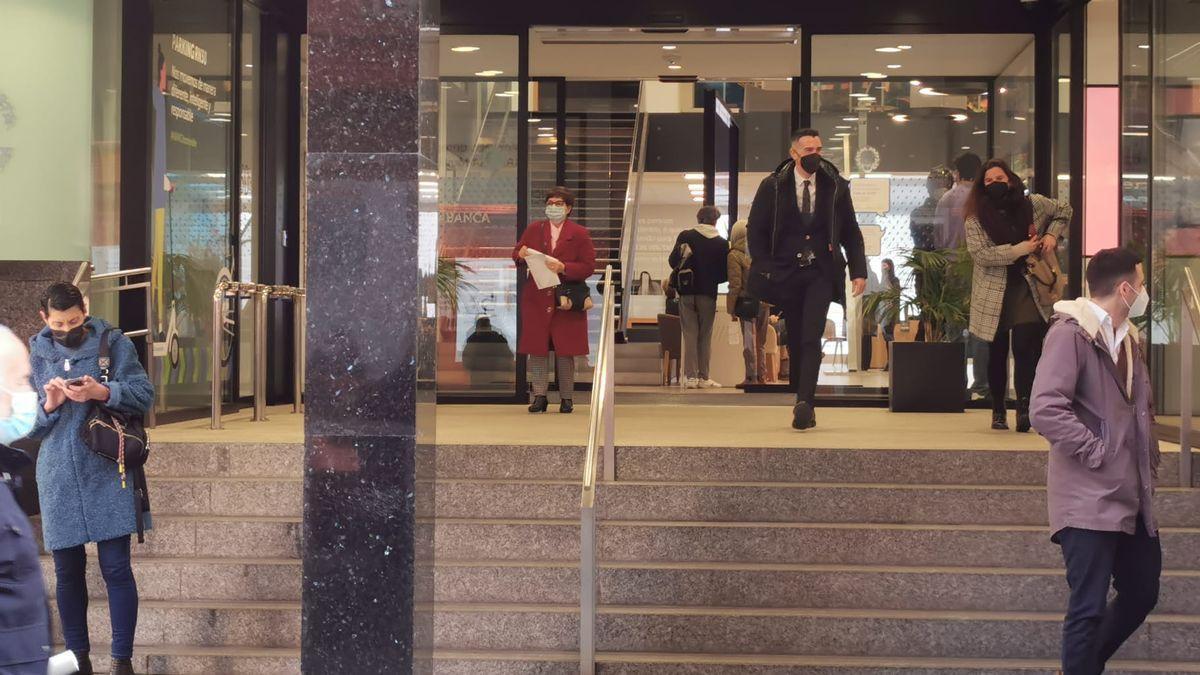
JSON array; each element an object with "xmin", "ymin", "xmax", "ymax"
[{"xmin": 965, "ymin": 193, "xmax": 1073, "ymax": 342}]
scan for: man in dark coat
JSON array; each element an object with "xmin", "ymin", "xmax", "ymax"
[{"xmin": 747, "ymin": 128, "xmax": 868, "ymax": 430}]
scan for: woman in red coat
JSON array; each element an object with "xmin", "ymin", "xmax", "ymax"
[{"xmin": 513, "ymin": 186, "xmax": 597, "ymax": 413}]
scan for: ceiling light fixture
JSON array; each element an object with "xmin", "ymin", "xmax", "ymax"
[
  {"xmin": 850, "ymin": 93, "xmax": 868, "ymax": 98},
  {"xmin": 715, "ymin": 27, "xmax": 732, "ymax": 32},
  {"xmin": 910, "ymin": 80, "xmax": 921, "ymax": 86},
  {"xmin": 999, "ymin": 129, "xmax": 1017, "ymax": 135},
  {"xmin": 972, "ymin": 130, "xmax": 987, "ymax": 135},
  {"xmin": 999, "ymin": 87, "xmax": 1008, "ymax": 94},
  {"xmin": 862, "ymin": 72, "xmax": 886, "ymax": 79},
  {"xmin": 898, "ymin": 45, "xmax": 912, "ymax": 50},
  {"xmin": 843, "ymin": 116, "xmax": 857, "ymax": 121},
  {"xmin": 1139, "ymin": 44, "xmax": 1150, "ymax": 49},
  {"xmin": 1013, "ymin": 115, "xmax": 1027, "ymax": 121},
  {"xmin": 892, "ymin": 114, "xmax": 909, "ymax": 122},
  {"xmin": 858, "ymin": 96, "xmax": 876, "ymax": 102},
  {"xmin": 528, "ymin": 117, "xmax": 542, "ymax": 123},
  {"xmin": 662, "ymin": 45, "xmax": 677, "ymax": 50},
  {"xmin": 475, "ymin": 70, "xmax": 503, "ymax": 77},
  {"xmin": 887, "ymin": 64, "xmax": 902, "ymax": 69},
  {"xmin": 451, "ymin": 46, "xmax": 480, "ymax": 53},
  {"xmin": 688, "ymin": 183, "xmax": 704, "ymax": 190},
  {"xmin": 684, "ymin": 173, "xmax": 704, "ymax": 180},
  {"xmin": 836, "ymin": 125, "xmax": 852, "ymax": 129},
  {"xmin": 950, "ymin": 113, "xmax": 968, "ymax": 122},
  {"xmin": 919, "ymin": 87, "xmax": 946, "ymax": 96},
  {"xmin": 875, "ymin": 47, "xmax": 902, "ymax": 53},
  {"xmin": 668, "ymin": 63, "xmax": 682, "ymax": 70},
  {"xmin": 692, "ymin": 196, "xmax": 704, "ymax": 202}
]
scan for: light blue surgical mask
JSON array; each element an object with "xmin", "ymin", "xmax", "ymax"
[
  {"xmin": 545, "ymin": 204, "xmax": 568, "ymax": 224},
  {"xmin": 0, "ymin": 385, "xmax": 38, "ymax": 445}
]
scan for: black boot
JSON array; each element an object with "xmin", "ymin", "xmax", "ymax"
[
  {"xmin": 74, "ymin": 651, "xmax": 94, "ymax": 675},
  {"xmin": 528, "ymin": 395, "xmax": 549, "ymax": 413},
  {"xmin": 991, "ymin": 408, "xmax": 1009, "ymax": 430},
  {"xmin": 559, "ymin": 398, "xmax": 574, "ymax": 414},
  {"xmin": 1016, "ymin": 398, "xmax": 1032, "ymax": 433},
  {"xmin": 110, "ymin": 657, "xmax": 135, "ymax": 675}
]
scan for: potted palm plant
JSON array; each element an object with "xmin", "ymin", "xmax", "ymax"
[{"xmin": 863, "ymin": 247, "xmax": 973, "ymax": 412}]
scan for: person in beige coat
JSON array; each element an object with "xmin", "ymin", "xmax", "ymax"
[
  {"xmin": 726, "ymin": 220, "xmax": 768, "ymax": 386},
  {"xmin": 965, "ymin": 159, "xmax": 1072, "ymax": 432}
]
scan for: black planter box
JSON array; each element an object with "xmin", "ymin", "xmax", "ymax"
[{"xmin": 889, "ymin": 341, "xmax": 966, "ymax": 412}]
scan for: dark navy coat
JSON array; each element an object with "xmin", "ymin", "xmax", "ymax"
[
  {"xmin": 28, "ymin": 318, "xmax": 154, "ymax": 551},
  {"xmin": 0, "ymin": 470, "xmax": 50, "ymax": 670}
]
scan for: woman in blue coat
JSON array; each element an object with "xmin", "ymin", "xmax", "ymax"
[{"xmin": 28, "ymin": 283, "xmax": 154, "ymax": 675}]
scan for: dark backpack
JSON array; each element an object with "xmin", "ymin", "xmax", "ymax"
[{"xmin": 669, "ymin": 242, "xmax": 696, "ymax": 295}]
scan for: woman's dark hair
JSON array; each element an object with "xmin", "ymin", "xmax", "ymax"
[
  {"xmin": 965, "ymin": 159, "xmax": 1027, "ymax": 220},
  {"xmin": 696, "ymin": 205, "xmax": 721, "ymax": 225},
  {"xmin": 964, "ymin": 159, "xmax": 1034, "ymax": 246},
  {"xmin": 1086, "ymin": 247, "xmax": 1142, "ymax": 297},
  {"xmin": 881, "ymin": 258, "xmax": 899, "ymax": 286},
  {"xmin": 545, "ymin": 185, "xmax": 576, "ymax": 208},
  {"xmin": 40, "ymin": 282, "xmax": 86, "ymax": 313}
]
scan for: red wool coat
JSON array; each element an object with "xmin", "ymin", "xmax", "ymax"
[{"xmin": 513, "ymin": 219, "xmax": 597, "ymax": 357}]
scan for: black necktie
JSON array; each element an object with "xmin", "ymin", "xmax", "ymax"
[{"xmin": 801, "ymin": 180, "xmax": 811, "ymax": 214}]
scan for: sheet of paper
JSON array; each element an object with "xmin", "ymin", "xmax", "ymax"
[{"xmin": 525, "ymin": 249, "xmax": 561, "ymax": 290}]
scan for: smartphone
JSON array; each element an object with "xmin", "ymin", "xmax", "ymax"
[{"xmin": 64, "ymin": 377, "xmax": 86, "ymax": 388}]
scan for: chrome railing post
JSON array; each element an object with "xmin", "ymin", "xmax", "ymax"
[
  {"xmin": 294, "ymin": 291, "xmax": 305, "ymax": 414},
  {"xmin": 579, "ymin": 505, "xmax": 596, "ymax": 675},
  {"xmin": 253, "ymin": 286, "xmax": 269, "ymax": 422},
  {"xmin": 1181, "ymin": 296, "xmax": 1194, "ymax": 489},
  {"xmin": 603, "ymin": 297, "xmax": 616, "ymax": 483},
  {"xmin": 210, "ymin": 282, "xmax": 225, "ymax": 430},
  {"xmin": 145, "ymin": 276, "xmax": 157, "ymax": 428}
]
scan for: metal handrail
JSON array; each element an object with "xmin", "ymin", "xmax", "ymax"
[
  {"xmin": 618, "ymin": 83, "xmax": 650, "ymax": 332},
  {"xmin": 1180, "ymin": 267, "xmax": 1198, "ymax": 488},
  {"xmin": 210, "ymin": 281, "xmax": 306, "ymax": 429},
  {"xmin": 579, "ymin": 265, "xmax": 615, "ymax": 675},
  {"xmin": 82, "ymin": 266, "xmax": 158, "ymax": 428}
]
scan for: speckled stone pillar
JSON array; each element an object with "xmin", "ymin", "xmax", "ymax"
[{"xmin": 302, "ymin": 0, "xmax": 438, "ymax": 671}]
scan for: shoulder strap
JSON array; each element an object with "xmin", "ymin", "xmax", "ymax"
[{"xmin": 98, "ymin": 327, "xmax": 114, "ymax": 383}]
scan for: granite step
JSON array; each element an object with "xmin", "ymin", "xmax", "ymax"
[
  {"xmin": 145, "ymin": 442, "xmax": 304, "ymax": 479},
  {"xmin": 432, "ymin": 603, "xmax": 1200, "ymax": 661},
  {"xmin": 40, "ymin": 557, "xmax": 301, "ymax": 601},
  {"xmin": 151, "ymin": 478, "xmax": 303, "ymax": 517},
  {"xmin": 31, "ymin": 515, "xmax": 302, "ymax": 559},
  {"xmin": 66, "ymin": 645, "xmax": 300, "ymax": 674},
  {"xmin": 433, "ymin": 479, "xmax": 1200, "ymax": 527},
  {"xmin": 432, "ymin": 650, "xmax": 1200, "ymax": 674},
  {"xmin": 432, "ymin": 560, "xmax": 1200, "ymax": 614},
  {"xmin": 49, "ymin": 599, "xmax": 300, "ymax": 648},
  {"xmin": 433, "ymin": 518, "xmax": 1200, "ymax": 569},
  {"xmin": 436, "ymin": 444, "xmax": 1198, "ymax": 486}
]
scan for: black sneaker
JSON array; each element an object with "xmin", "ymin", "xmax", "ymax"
[
  {"xmin": 991, "ymin": 410, "xmax": 1009, "ymax": 430},
  {"xmin": 792, "ymin": 401, "xmax": 816, "ymax": 430}
]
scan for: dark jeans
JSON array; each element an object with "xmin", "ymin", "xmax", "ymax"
[
  {"xmin": 988, "ymin": 321, "xmax": 1046, "ymax": 410},
  {"xmin": 1058, "ymin": 520, "xmax": 1161, "ymax": 675},
  {"xmin": 779, "ymin": 277, "xmax": 834, "ymax": 405},
  {"xmin": 52, "ymin": 535, "xmax": 138, "ymax": 660}
]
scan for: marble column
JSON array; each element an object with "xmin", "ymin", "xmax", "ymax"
[{"xmin": 302, "ymin": 0, "xmax": 438, "ymax": 672}]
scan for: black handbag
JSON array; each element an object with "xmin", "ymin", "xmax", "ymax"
[
  {"xmin": 83, "ymin": 328, "xmax": 151, "ymax": 542},
  {"xmin": 734, "ymin": 296, "xmax": 762, "ymax": 321},
  {"xmin": 556, "ymin": 281, "xmax": 593, "ymax": 312}
]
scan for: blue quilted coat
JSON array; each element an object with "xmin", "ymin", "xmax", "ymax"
[{"xmin": 28, "ymin": 318, "xmax": 154, "ymax": 551}]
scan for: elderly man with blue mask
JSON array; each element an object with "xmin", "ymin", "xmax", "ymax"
[{"xmin": 0, "ymin": 324, "xmax": 52, "ymax": 674}]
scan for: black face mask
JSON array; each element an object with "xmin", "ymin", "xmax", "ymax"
[
  {"xmin": 799, "ymin": 153, "xmax": 823, "ymax": 175},
  {"xmin": 52, "ymin": 324, "xmax": 88, "ymax": 349},
  {"xmin": 984, "ymin": 182, "xmax": 1010, "ymax": 202}
]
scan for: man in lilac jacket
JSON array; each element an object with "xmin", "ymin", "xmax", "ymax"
[{"xmin": 1030, "ymin": 247, "xmax": 1159, "ymax": 675}]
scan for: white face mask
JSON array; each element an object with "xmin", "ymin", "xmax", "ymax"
[
  {"xmin": 1123, "ymin": 283, "xmax": 1149, "ymax": 318},
  {"xmin": 0, "ymin": 386, "xmax": 38, "ymax": 445},
  {"xmin": 545, "ymin": 205, "xmax": 568, "ymax": 224}
]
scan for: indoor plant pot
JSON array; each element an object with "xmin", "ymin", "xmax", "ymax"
[{"xmin": 864, "ymin": 248, "xmax": 972, "ymax": 413}]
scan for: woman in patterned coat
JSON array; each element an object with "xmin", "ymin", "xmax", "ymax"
[{"xmin": 965, "ymin": 159, "xmax": 1072, "ymax": 433}]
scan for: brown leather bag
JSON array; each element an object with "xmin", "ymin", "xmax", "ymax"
[{"xmin": 1026, "ymin": 249, "xmax": 1065, "ymax": 308}]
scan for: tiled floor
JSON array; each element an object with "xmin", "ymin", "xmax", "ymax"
[{"xmin": 151, "ymin": 402, "xmax": 1182, "ymax": 454}]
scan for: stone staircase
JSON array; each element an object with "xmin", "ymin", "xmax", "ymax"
[
  {"xmin": 38, "ymin": 441, "xmax": 304, "ymax": 674},
  {"xmin": 432, "ymin": 443, "xmax": 1200, "ymax": 673},
  {"xmin": 36, "ymin": 439, "xmax": 1200, "ymax": 673}
]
